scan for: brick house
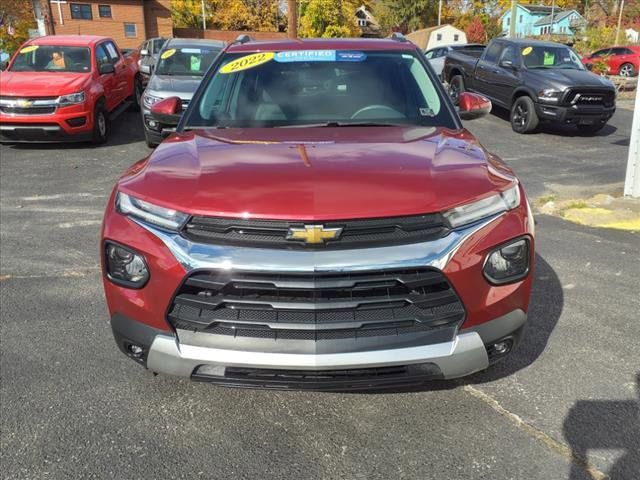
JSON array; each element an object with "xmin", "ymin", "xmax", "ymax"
[{"xmin": 33, "ymin": 0, "xmax": 172, "ymax": 48}]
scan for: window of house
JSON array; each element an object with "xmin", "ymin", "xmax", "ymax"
[
  {"xmin": 519, "ymin": 15, "xmax": 523, "ymax": 23},
  {"xmin": 70, "ymin": 3, "xmax": 92, "ymax": 20},
  {"xmin": 124, "ymin": 23, "xmax": 137, "ymax": 38},
  {"xmin": 98, "ymin": 5, "xmax": 112, "ymax": 18},
  {"xmin": 507, "ymin": 18, "xmax": 510, "ymax": 26},
  {"xmin": 454, "ymin": 34, "xmax": 459, "ymax": 41},
  {"xmin": 358, "ymin": 19, "xmax": 367, "ymax": 27},
  {"xmin": 436, "ymin": 33, "xmax": 442, "ymax": 41}
]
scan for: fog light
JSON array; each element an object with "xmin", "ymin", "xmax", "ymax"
[
  {"xmin": 105, "ymin": 242, "xmax": 149, "ymax": 288},
  {"xmin": 484, "ymin": 237, "xmax": 530, "ymax": 285},
  {"xmin": 128, "ymin": 344, "xmax": 144, "ymax": 357},
  {"xmin": 493, "ymin": 341, "xmax": 510, "ymax": 354}
]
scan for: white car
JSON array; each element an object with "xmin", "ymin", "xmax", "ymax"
[{"xmin": 425, "ymin": 44, "xmax": 485, "ymax": 79}]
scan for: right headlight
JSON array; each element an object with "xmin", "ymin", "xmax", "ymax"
[
  {"xmin": 443, "ymin": 184, "xmax": 521, "ymax": 229},
  {"xmin": 142, "ymin": 92, "xmax": 163, "ymax": 109},
  {"xmin": 116, "ymin": 191, "xmax": 189, "ymax": 231}
]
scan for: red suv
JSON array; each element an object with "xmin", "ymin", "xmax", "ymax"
[
  {"xmin": 582, "ymin": 46, "xmax": 640, "ymax": 77},
  {"xmin": 102, "ymin": 37, "xmax": 534, "ymax": 390},
  {"xmin": 0, "ymin": 35, "xmax": 142, "ymax": 143}
]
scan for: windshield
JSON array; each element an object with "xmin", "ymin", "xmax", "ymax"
[
  {"xmin": 184, "ymin": 50, "xmax": 455, "ymax": 129},
  {"xmin": 10, "ymin": 45, "xmax": 91, "ymax": 73},
  {"xmin": 520, "ymin": 45, "xmax": 584, "ymax": 70},
  {"xmin": 155, "ymin": 46, "xmax": 221, "ymax": 76}
]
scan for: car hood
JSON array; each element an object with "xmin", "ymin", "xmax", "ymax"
[
  {"xmin": 525, "ymin": 68, "xmax": 614, "ymax": 90},
  {"xmin": 0, "ymin": 71, "xmax": 90, "ymax": 97},
  {"xmin": 119, "ymin": 127, "xmax": 516, "ymax": 220},
  {"xmin": 147, "ymin": 74, "xmax": 201, "ymax": 99}
]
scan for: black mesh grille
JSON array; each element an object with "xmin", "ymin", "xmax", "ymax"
[
  {"xmin": 181, "ymin": 214, "xmax": 449, "ymax": 250},
  {"xmin": 168, "ymin": 268, "xmax": 465, "ymax": 341},
  {"xmin": 562, "ymin": 89, "xmax": 615, "ymax": 108},
  {"xmin": 0, "ymin": 106, "xmax": 56, "ymax": 115}
]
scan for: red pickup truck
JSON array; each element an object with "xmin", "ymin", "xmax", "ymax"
[{"xmin": 0, "ymin": 35, "xmax": 142, "ymax": 144}]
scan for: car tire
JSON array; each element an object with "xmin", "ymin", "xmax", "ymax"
[
  {"xmin": 129, "ymin": 76, "xmax": 143, "ymax": 112},
  {"xmin": 510, "ymin": 96, "xmax": 539, "ymax": 134},
  {"xmin": 144, "ymin": 130, "xmax": 158, "ymax": 149},
  {"xmin": 449, "ymin": 75, "xmax": 465, "ymax": 105},
  {"xmin": 576, "ymin": 124, "xmax": 605, "ymax": 135},
  {"xmin": 619, "ymin": 63, "xmax": 636, "ymax": 77},
  {"xmin": 91, "ymin": 101, "xmax": 109, "ymax": 145}
]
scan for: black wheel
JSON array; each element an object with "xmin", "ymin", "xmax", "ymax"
[
  {"xmin": 510, "ymin": 96, "xmax": 539, "ymax": 134},
  {"xmin": 449, "ymin": 75, "xmax": 465, "ymax": 105},
  {"xmin": 129, "ymin": 76, "xmax": 143, "ymax": 111},
  {"xmin": 577, "ymin": 123, "xmax": 605, "ymax": 135},
  {"xmin": 619, "ymin": 63, "xmax": 636, "ymax": 77},
  {"xmin": 144, "ymin": 130, "xmax": 158, "ymax": 148},
  {"xmin": 91, "ymin": 101, "xmax": 109, "ymax": 145}
]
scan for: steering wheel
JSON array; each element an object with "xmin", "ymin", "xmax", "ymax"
[{"xmin": 350, "ymin": 105, "xmax": 404, "ymax": 120}]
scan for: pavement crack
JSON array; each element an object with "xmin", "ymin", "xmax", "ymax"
[{"xmin": 463, "ymin": 385, "xmax": 608, "ymax": 480}]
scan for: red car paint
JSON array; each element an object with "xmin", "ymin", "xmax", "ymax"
[
  {"xmin": 102, "ymin": 38, "xmax": 535, "ymax": 380},
  {"xmin": 0, "ymin": 35, "xmax": 139, "ymax": 141},
  {"xmin": 582, "ymin": 46, "xmax": 640, "ymax": 76}
]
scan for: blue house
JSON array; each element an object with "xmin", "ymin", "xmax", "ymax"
[{"xmin": 500, "ymin": 4, "xmax": 585, "ymax": 40}]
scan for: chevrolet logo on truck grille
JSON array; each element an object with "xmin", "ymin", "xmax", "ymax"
[
  {"xmin": 286, "ymin": 225, "xmax": 343, "ymax": 244},
  {"xmin": 17, "ymin": 99, "xmax": 34, "ymax": 108}
]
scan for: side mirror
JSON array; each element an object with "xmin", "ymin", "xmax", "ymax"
[
  {"xmin": 500, "ymin": 60, "xmax": 515, "ymax": 69},
  {"xmin": 150, "ymin": 96, "xmax": 183, "ymax": 127},
  {"xmin": 140, "ymin": 49, "xmax": 150, "ymax": 57},
  {"xmin": 140, "ymin": 63, "xmax": 151, "ymax": 75},
  {"xmin": 99, "ymin": 63, "xmax": 115, "ymax": 75},
  {"xmin": 585, "ymin": 63, "xmax": 593, "ymax": 71},
  {"xmin": 458, "ymin": 92, "xmax": 492, "ymax": 120},
  {"xmin": 0, "ymin": 60, "xmax": 8, "ymax": 71}
]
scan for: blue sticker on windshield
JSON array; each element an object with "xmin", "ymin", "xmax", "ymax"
[{"xmin": 274, "ymin": 50, "xmax": 367, "ymax": 63}]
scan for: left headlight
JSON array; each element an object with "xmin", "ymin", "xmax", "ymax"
[
  {"xmin": 58, "ymin": 91, "xmax": 85, "ymax": 106},
  {"xmin": 143, "ymin": 92, "xmax": 163, "ymax": 109},
  {"xmin": 116, "ymin": 191, "xmax": 189, "ymax": 231},
  {"xmin": 444, "ymin": 184, "xmax": 521, "ymax": 229}
]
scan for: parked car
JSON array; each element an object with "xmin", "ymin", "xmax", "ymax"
[
  {"xmin": 425, "ymin": 44, "xmax": 485, "ymax": 78},
  {"xmin": 444, "ymin": 38, "xmax": 616, "ymax": 134},
  {"xmin": 141, "ymin": 38, "xmax": 224, "ymax": 147},
  {"xmin": 0, "ymin": 35, "xmax": 142, "ymax": 144},
  {"xmin": 137, "ymin": 37, "xmax": 168, "ymax": 84},
  {"xmin": 102, "ymin": 36, "xmax": 534, "ymax": 390},
  {"xmin": 582, "ymin": 46, "xmax": 640, "ymax": 77}
]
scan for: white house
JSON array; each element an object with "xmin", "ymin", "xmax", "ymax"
[
  {"xmin": 406, "ymin": 25, "xmax": 467, "ymax": 50},
  {"xmin": 626, "ymin": 28, "xmax": 639, "ymax": 44}
]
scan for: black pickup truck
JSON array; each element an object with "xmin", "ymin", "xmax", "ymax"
[{"xmin": 443, "ymin": 38, "xmax": 616, "ymax": 134}]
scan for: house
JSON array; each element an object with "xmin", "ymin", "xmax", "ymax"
[
  {"xmin": 31, "ymin": 0, "xmax": 172, "ymax": 48},
  {"xmin": 355, "ymin": 5, "xmax": 381, "ymax": 38},
  {"xmin": 626, "ymin": 28, "xmax": 639, "ymax": 43},
  {"xmin": 500, "ymin": 4, "xmax": 585, "ymax": 39},
  {"xmin": 406, "ymin": 25, "xmax": 467, "ymax": 50}
]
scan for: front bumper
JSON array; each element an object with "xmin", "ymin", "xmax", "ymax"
[
  {"xmin": 112, "ymin": 310, "xmax": 526, "ymax": 389},
  {"xmin": 0, "ymin": 105, "xmax": 93, "ymax": 143},
  {"xmin": 534, "ymin": 102, "xmax": 615, "ymax": 126}
]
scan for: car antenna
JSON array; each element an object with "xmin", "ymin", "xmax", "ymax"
[
  {"xmin": 390, "ymin": 32, "xmax": 407, "ymax": 42},
  {"xmin": 230, "ymin": 34, "xmax": 253, "ymax": 46}
]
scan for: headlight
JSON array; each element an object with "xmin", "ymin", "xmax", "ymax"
[
  {"xmin": 116, "ymin": 191, "xmax": 189, "ymax": 231},
  {"xmin": 537, "ymin": 89, "xmax": 562, "ymax": 103},
  {"xmin": 483, "ymin": 237, "xmax": 531, "ymax": 284},
  {"xmin": 58, "ymin": 91, "xmax": 85, "ymax": 106},
  {"xmin": 104, "ymin": 242, "xmax": 149, "ymax": 288},
  {"xmin": 143, "ymin": 92, "xmax": 162, "ymax": 109},
  {"xmin": 444, "ymin": 184, "xmax": 521, "ymax": 228}
]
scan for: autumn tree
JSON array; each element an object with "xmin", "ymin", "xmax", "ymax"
[
  {"xmin": 0, "ymin": 0, "xmax": 36, "ymax": 56},
  {"xmin": 465, "ymin": 15, "xmax": 486, "ymax": 43},
  {"xmin": 298, "ymin": 0, "xmax": 361, "ymax": 38}
]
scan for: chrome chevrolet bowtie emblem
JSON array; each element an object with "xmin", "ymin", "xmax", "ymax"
[
  {"xmin": 286, "ymin": 225, "xmax": 343, "ymax": 244},
  {"xmin": 17, "ymin": 99, "xmax": 34, "ymax": 108}
]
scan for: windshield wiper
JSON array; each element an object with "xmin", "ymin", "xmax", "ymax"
[{"xmin": 280, "ymin": 121, "xmax": 403, "ymax": 128}]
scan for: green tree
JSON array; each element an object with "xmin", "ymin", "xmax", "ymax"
[
  {"xmin": 0, "ymin": 0, "xmax": 36, "ymax": 57},
  {"xmin": 299, "ymin": 0, "xmax": 361, "ymax": 38}
]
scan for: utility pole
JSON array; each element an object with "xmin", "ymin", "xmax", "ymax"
[
  {"xmin": 201, "ymin": 0, "xmax": 206, "ymax": 30},
  {"xmin": 549, "ymin": 0, "xmax": 555, "ymax": 39},
  {"xmin": 615, "ymin": 0, "xmax": 624, "ymax": 45},
  {"xmin": 438, "ymin": 0, "xmax": 443, "ymax": 26},
  {"xmin": 509, "ymin": 0, "xmax": 517, "ymax": 38},
  {"xmin": 288, "ymin": 0, "xmax": 298, "ymax": 38},
  {"xmin": 624, "ymin": 76, "xmax": 640, "ymax": 197}
]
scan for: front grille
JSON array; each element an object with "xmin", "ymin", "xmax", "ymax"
[
  {"xmin": 168, "ymin": 268, "xmax": 465, "ymax": 341},
  {"xmin": 563, "ymin": 89, "xmax": 615, "ymax": 107},
  {"xmin": 1, "ymin": 106, "xmax": 56, "ymax": 115},
  {"xmin": 182, "ymin": 214, "xmax": 449, "ymax": 250}
]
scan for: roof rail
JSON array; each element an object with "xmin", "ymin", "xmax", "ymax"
[
  {"xmin": 390, "ymin": 32, "xmax": 407, "ymax": 42},
  {"xmin": 234, "ymin": 34, "xmax": 253, "ymax": 45}
]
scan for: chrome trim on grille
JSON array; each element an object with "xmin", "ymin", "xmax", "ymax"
[{"xmin": 132, "ymin": 213, "xmax": 503, "ymax": 273}]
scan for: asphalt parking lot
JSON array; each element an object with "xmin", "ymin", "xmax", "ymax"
[{"xmin": 1, "ymin": 105, "xmax": 639, "ymax": 479}]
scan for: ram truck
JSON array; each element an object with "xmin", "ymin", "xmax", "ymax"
[
  {"xmin": 102, "ymin": 37, "xmax": 534, "ymax": 390},
  {"xmin": 444, "ymin": 38, "xmax": 616, "ymax": 134},
  {"xmin": 0, "ymin": 35, "xmax": 142, "ymax": 144}
]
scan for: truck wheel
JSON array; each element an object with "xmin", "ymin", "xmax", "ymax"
[
  {"xmin": 129, "ymin": 76, "xmax": 143, "ymax": 111},
  {"xmin": 577, "ymin": 124, "xmax": 605, "ymax": 135},
  {"xmin": 449, "ymin": 75, "xmax": 465, "ymax": 105},
  {"xmin": 510, "ymin": 96, "xmax": 539, "ymax": 134},
  {"xmin": 91, "ymin": 102, "xmax": 109, "ymax": 145},
  {"xmin": 619, "ymin": 63, "xmax": 636, "ymax": 77}
]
